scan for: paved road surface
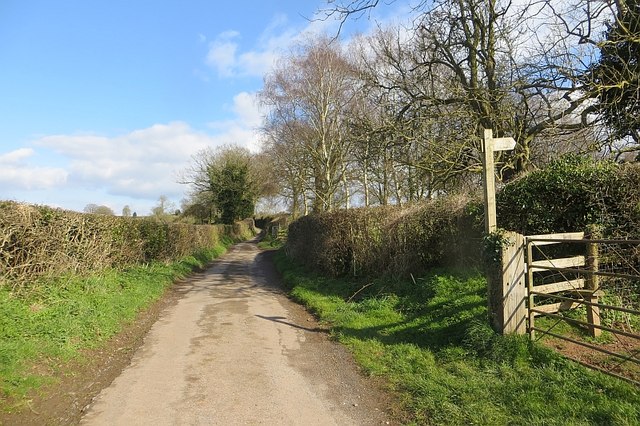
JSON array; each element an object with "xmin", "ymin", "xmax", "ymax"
[{"xmin": 80, "ymin": 241, "xmax": 392, "ymax": 425}]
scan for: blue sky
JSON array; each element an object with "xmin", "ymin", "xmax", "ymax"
[{"xmin": 0, "ymin": 0, "xmax": 405, "ymax": 215}]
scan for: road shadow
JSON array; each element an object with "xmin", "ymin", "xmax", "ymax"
[
  {"xmin": 255, "ymin": 314, "xmax": 328, "ymax": 334},
  {"xmin": 253, "ymin": 249, "xmax": 287, "ymax": 292}
]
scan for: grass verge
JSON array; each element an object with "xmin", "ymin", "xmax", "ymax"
[
  {"xmin": 273, "ymin": 250, "xmax": 640, "ymax": 425},
  {"xmin": 0, "ymin": 242, "xmax": 230, "ymax": 408},
  {"xmin": 257, "ymin": 233, "xmax": 285, "ymax": 250}
]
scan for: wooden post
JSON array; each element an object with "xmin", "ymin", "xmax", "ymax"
[
  {"xmin": 585, "ymin": 229, "xmax": 601, "ymax": 338},
  {"xmin": 488, "ymin": 232, "xmax": 527, "ymax": 334},
  {"xmin": 481, "ymin": 129, "xmax": 515, "ymax": 234},
  {"xmin": 502, "ymin": 232, "xmax": 527, "ymax": 334},
  {"xmin": 482, "ymin": 129, "xmax": 519, "ymax": 333},
  {"xmin": 482, "ymin": 129, "xmax": 497, "ymax": 234},
  {"xmin": 527, "ymin": 239, "xmax": 536, "ymax": 340}
]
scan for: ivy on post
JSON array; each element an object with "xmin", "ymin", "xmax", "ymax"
[
  {"xmin": 481, "ymin": 129, "xmax": 526, "ymax": 334},
  {"xmin": 484, "ymin": 231, "xmax": 527, "ymax": 334}
]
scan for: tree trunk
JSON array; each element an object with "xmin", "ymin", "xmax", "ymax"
[{"xmin": 342, "ymin": 172, "xmax": 351, "ymax": 209}]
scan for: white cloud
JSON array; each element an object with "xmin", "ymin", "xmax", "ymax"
[
  {"xmin": 0, "ymin": 148, "xmax": 69, "ymax": 190},
  {"xmin": 207, "ymin": 91, "xmax": 266, "ymax": 152},
  {"xmin": 14, "ymin": 93, "xmax": 266, "ymax": 203},
  {"xmin": 33, "ymin": 122, "xmax": 213, "ymax": 199},
  {"xmin": 0, "ymin": 147, "xmax": 35, "ymax": 163},
  {"xmin": 232, "ymin": 91, "xmax": 263, "ymax": 128},
  {"xmin": 236, "ymin": 49, "xmax": 279, "ymax": 77},
  {"xmin": 204, "ymin": 13, "xmax": 342, "ymax": 79},
  {"xmin": 205, "ymin": 30, "xmax": 275, "ymax": 78},
  {"xmin": 205, "ymin": 31, "xmax": 241, "ymax": 77},
  {"xmin": 0, "ymin": 166, "xmax": 68, "ymax": 190}
]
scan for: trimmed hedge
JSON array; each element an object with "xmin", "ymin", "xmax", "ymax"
[
  {"xmin": 285, "ymin": 158, "xmax": 640, "ymax": 278},
  {"xmin": 497, "ymin": 157, "xmax": 640, "ymax": 238},
  {"xmin": 286, "ymin": 195, "xmax": 483, "ymax": 277},
  {"xmin": 0, "ymin": 201, "xmax": 255, "ymax": 290}
]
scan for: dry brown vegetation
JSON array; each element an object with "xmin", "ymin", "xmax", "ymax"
[
  {"xmin": 286, "ymin": 195, "xmax": 483, "ymax": 278},
  {"xmin": 0, "ymin": 201, "xmax": 254, "ymax": 291},
  {"xmin": 286, "ymin": 160, "xmax": 640, "ymax": 280}
]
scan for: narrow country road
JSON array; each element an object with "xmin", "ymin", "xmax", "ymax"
[{"xmin": 79, "ymin": 240, "xmax": 393, "ymax": 425}]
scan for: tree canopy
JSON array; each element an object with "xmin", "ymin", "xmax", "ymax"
[
  {"xmin": 181, "ymin": 146, "xmax": 263, "ymax": 224},
  {"xmin": 259, "ymin": 0, "xmax": 640, "ymax": 215},
  {"xmin": 182, "ymin": 1, "xmax": 639, "ymax": 219},
  {"xmin": 587, "ymin": 0, "xmax": 640, "ymax": 149}
]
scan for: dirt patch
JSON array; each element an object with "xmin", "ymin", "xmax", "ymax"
[{"xmin": 540, "ymin": 327, "xmax": 640, "ymax": 384}]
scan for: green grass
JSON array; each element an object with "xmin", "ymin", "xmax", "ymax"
[
  {"xmin": 257, "ymin": 233, "xmax": 285, "ymax": 250},
  {"xmin": 274, "ymin": 251, "xmax": 640, "ymax": 425},
  {"xmin": 0, "ymin": 243, "xmax": 230, "ymax": 407}
]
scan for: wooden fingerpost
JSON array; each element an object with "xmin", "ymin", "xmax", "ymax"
[
  {"xmin": 481, "ymin": 129, "xmax": 516, "ymax": 234},
  {"xmin": 482, "ymin": 129, "xmax": 497, "ymax": 233},
  {"xmin": 482, "ymin": 129, "xmax": 524, "ymax": 334},
  {"xmin": 585, "ymin": 230, "xmax": 601, "ymax": 338}
]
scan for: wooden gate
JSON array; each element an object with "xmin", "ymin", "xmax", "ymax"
[
  {"xmin": 523, "ymin": 232, "xmax": 640, "ymax": 385},
  {"xmin": 489, "ymin": 231, "xmax": 640, "ymax": 383},
  {"xmin": 526, "ymin": 232, "xmax": 595, "ymax": 338}
]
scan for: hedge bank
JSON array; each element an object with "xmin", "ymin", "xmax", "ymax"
[
  {"xmin": 286, "ymin": 195, "xmax": 483, "ymax": 277},
  {"xmin": 0, "ymin": 201, "xmax": 255, "ymax": 291},
  {"xmin": 286, "ymin": 159, "xmax": 640, "ymax": 278}
]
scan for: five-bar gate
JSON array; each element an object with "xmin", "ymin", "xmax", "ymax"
[{"xmin": 523, "ymin": 232, "xmax": 640, "ymax": 385}]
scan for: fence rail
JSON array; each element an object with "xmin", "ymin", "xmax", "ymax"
[
  {"xmin": 491, "ymin": 231, "xmax": 639, "ymax": 385},
  {"xmin": 526, "ymin": 232, "xmax": 639, "ymax": 385}
]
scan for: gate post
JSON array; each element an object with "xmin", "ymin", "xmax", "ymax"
[
  {"xmin": 585, "ymin": 227, "xmax": 601, "ymax": 338},
  {"xmin": 488, "ymin": 232, "xmax": 527, "ymax": 334},
  {"xmin": 481, "ymin": 128, "xmax": 520, "ymax": 334}
]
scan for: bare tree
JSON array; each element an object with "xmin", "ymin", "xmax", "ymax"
[
  {"xmin": 151, "ymin": 195, "xmax": 176, "ymax": 219},
  {"xmin": 324, "ymin": 0, "xmax": 608, "ymax": 177},
  {"xmin": 347, "ymin": 24, "xmax": 495, "ymax": 201},
  {"xmin": 255, "ymin": 0, "xmax": 620, "ymax": 215},
  {"xmin": 83, "ymin": 203, "xmax": 115, "ymax": 215},
  {"xmin": 260, "ymin": 36, "xmax": 358, "ymax": 212},
  {"xmin": 261, "ymin": 121, "xmax": 312, "ymax": 218}
]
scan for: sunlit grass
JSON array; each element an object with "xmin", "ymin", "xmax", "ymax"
[
  {"xmin": 0, "ymin": 244, "xmax": 230, "ymax": 406},
  {"xmin": 257, "ymin": 233, "xmax": 285, "ymax": 250},
  {"xmin": 274, "ymin": 251, "xmax": 640, "ymax": 425}
]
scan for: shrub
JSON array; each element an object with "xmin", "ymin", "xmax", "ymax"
[
  {"xmin": 286, "ymin": 195, "xmax": 483, "ymax": 278},
  {"xmin": 0, "ymin": 202, "xmax": 254, "ymax": 291},
  {"xmin": 497, "ymin": 156, "xmax": 639, "ymax": 238}
]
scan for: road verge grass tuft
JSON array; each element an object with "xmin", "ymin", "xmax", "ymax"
[
  {"xmin": 274, "ymin": 250, "xmax": 640, "ymax": 425},
  {"xmin": 0, "ymin": 241, "xmax": 232, "ymax": 408},
  {"xmin": 257, "ymin": 233, "xmax": 285, "ymax": 250}
]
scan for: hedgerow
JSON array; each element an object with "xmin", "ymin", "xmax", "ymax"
[
  {"xmin": 286, "ymin": 157, "xmax": 640, "ymax": 278},
  {"xmin": 286, "ymin": 195, "xmax": 483, "ymax": 277},
  {"xmin": 0, "ymin": 201, "xmax": 255, "ymax": 291},
  {"xmin": 496, "ymin": 156, "xmax": 640, "ymax": 237}
]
